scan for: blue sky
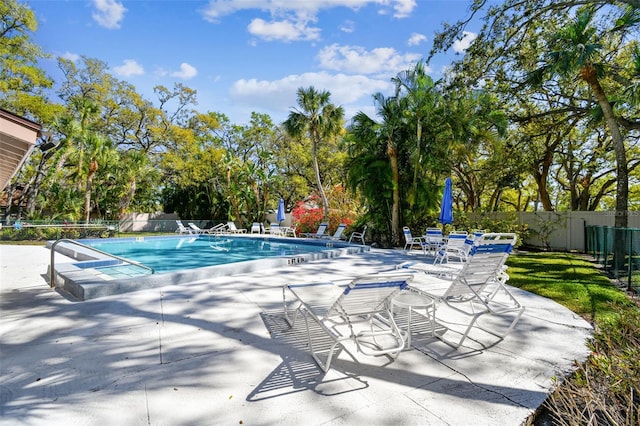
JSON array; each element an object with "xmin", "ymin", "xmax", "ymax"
[{"xmin": 28, "ymin": 0, "xmax": 480, "ymax": 125}]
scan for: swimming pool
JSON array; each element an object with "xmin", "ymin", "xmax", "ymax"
[
  {"xmin": 49, "ymin": 234, "xmax": 369, "ymax": 301},
  {"xmin": 83, "ymin": 235, "xmax": 338, "ymax": 273}
]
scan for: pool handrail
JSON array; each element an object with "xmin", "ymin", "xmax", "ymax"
[{"xmin": 50, "ymin": 238, "xmax": 155, "ymax": 288}]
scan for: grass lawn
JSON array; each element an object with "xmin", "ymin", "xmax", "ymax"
[{"xmin": 506, "ymin": 250, "xmax": 633, "ymax": 324}]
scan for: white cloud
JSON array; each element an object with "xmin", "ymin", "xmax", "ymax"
[
  {"xmin": 453, "ymin": 31, "xmax": 477, "ymax": 53},
  {"xmin": 92, "ymin": 0, "xmax": 127, "ymax": 29},
  {"xmin": 170, "ymin": 63, "xmax": 198, "ymax": 79},
  {"xmin": 407, "ymin": 32, "xmax": 426, "ymax": 46},
  {"xmin": 248, "ymin": 18, "xmax": 321, "ymax": 42},
  {"xmin": 201, "ymin": 0, "xmax": 417, "ymax": 41},
  {"xmin": 317, "ymin": 44, "xmax": 424, "ymax": 76},
  {"xmin": 392, "ymin": 0, "xmax": 416, "ymax": 18},
  {"xmin": 340, "ymin": 20, "xmax": 355, "ymax": 33},
  {"xmin": 113, "ymin": 59, "xmax": 144, "ymax": 77},
  {"xmin": 229, "ymin": 71, "xmax": 392, "ymax": 121},
  {"xmin": 61, "ymin": 52, "xmax": 80, "ymax": 62},
  {"xmin": 202, "ymin": 0, "xmax": 379, "ymax": 22}
]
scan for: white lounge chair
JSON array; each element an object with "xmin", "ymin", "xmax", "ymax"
[
  {"xmin": 408, "ymin": 234, "xmax": 524, "ymax": 348},
  {"xmin": 187, "ymin": 222, "xmax": 210, "ymax": 234},
  {"xmin": 283, "ymin": 274, "xmax": 413, "ymax": 372},
  {"xmin": 227, "ymin": 221, "xmax": 246, "ymax": 233},
  {"xmin": 403, "ymin": 227, "xmax": 427, "ymax": 253},
  {"xmin": 205, "ymin": 223, "xmax": 228, "ymax": 234},
  {"xmin": 175, "ymin": 220, "xmax": 193, "ymax": 235},
  {"xmin": 348, "ymin": 226, "xmax": 367, "ymax": 245},
  {"xmin": 321, "ymin": 223, "xmax": 347, "ymax": 241},
  {"xmin": 301, "ymin": 222, "xmax": 328, "ymax": 238}
]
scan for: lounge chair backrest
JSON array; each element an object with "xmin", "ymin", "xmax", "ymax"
[
  {"xmin": 332, "ymin": 223, "xmax": 346, "ymax": 239},
  {"xmin": 209, "ymin": 223, "xmax": 227, "ymax": 233},
  {"xmin": 315, "ymin": 222, "xmax": 328, "ymax": 236},
  {"xmin": 327, "ymin": 274, "xmax": 412, "ymax": 317},
  {"xmin": 227, "ymin": 221, "xmax": 237, "ymax": 231},
  {"xmin": 250, "ymin": 223, "xmax": 261, "ymax": 233},
  {"xmin": 425, "ymin": 227, "xmax": 443, "ymax": 236},
  {"xmin": 176, "ymin": 220, "xmax": 189, "ymax": 233},
  {"xmin": 472, "ymin": 229, "xmax": 487, "ymax": 241}
]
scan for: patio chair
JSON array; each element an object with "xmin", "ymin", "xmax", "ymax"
[
  {"xmin": 348, "ymin": 226, "xmax": 367, "ymax": 245},
  {"xmin": 424, "ymin": 227, "xmax": 445, "ymax": 255},
  {"xmin": 399, "ymin": 233, "xmax": 516, "ymax": 279},
  {"xmin": 403, "ymin": 227, "xmax": 427, "ymax": 253},
  {"xmin": 321, "ymin": 223, "xmax": 347, "ymax": 241},
  {"xmin": 283, "ymin": 274, "xmax": 413, "ymax": 372},
  {"xmin": 408, "ymin": 234, "xmax": 524, "ymax": 348},
  {"xmin": 250, "ymin": 222, "xmax": 264, "ymax": 234},
  {"xmin": 434, "ymin": 231, "xmax": 470, "ymax": 264},
  {"xmin": 226, "ymin": 221, "xmax": 247, "ymax": 233},
  {"xmin": 300, "ymin": 222, "xmax": 329, "ymax": 238},
  {"xmin": 281, "ymin": 225, "xmax": 297, "ymax": 237},
  {"xmin": 175, "ymin": 220, "xmax": 193, "ymax": 235},
  {"xmin": 267, "ymin": 223, "xmax": 283, "ymax": 236}
]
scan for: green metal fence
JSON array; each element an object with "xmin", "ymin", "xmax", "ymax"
[{"xmin": 585, "ymin": 225, "xmax": 640, "ymax": 293}]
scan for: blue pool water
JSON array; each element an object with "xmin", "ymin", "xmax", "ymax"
[{"xmin": 80, "ymin": 235, "xmax": 339, "ymax": 273}]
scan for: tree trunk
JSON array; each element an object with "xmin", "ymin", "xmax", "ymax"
[
  {"xmin": 533, "ymin": 149, "xmax": 554, "ymax": 210},
  {"xmin": 118, "ymin": 177, "xmax": 137, "ymax": 219},
  {"xmin": 84, "ymin": 159, "xmax": 98, "ymax": 224},
  {"xmin": 410, "ymin": 118, "xmax": 422, "ymax": 207},
  {"xmin": 26, "ymin": 155, "xmax": 50, "ymax": 216},
  {"xmin": 582, "ymin": 67, "xmax": 628, "ymax": 227},
  {"xmin": 388, "ymin": 138, "xmax": 400, "ymax": 246},
  {"xmin": 312, "ymin": 131, "xmax": 329, "ymax": 221}
]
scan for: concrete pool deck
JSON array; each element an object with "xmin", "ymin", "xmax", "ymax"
[{"xmin": 0, "ymin": 244, "xmax": 592, "ymax": 425}]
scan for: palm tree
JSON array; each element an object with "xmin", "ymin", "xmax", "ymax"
[
  {"xmin": 117, "ymin": 150, "xmax": 155, "ymax": 218},
  {"xmin": 284, "ymin": 87, "xmax": 344, "ymax": 221},
  {"xmin": 353, "ymin": 93, "xmax": 407, "ymax": 246},
  {"xmin": 392, "ymin": 61, "xmax": 438, "ymax": 208},
  {"xmin": 82, "ymin": 133, "xmax": 116, "ymax": 223},
  {"xmin": 529, "ymin": 7, "xmax": 628, "ymax": 227}
]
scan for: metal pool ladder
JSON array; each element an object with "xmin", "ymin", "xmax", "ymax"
[{"xmin": 50, "ymin": 238, "xmax": 155, "ymax": 288}]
